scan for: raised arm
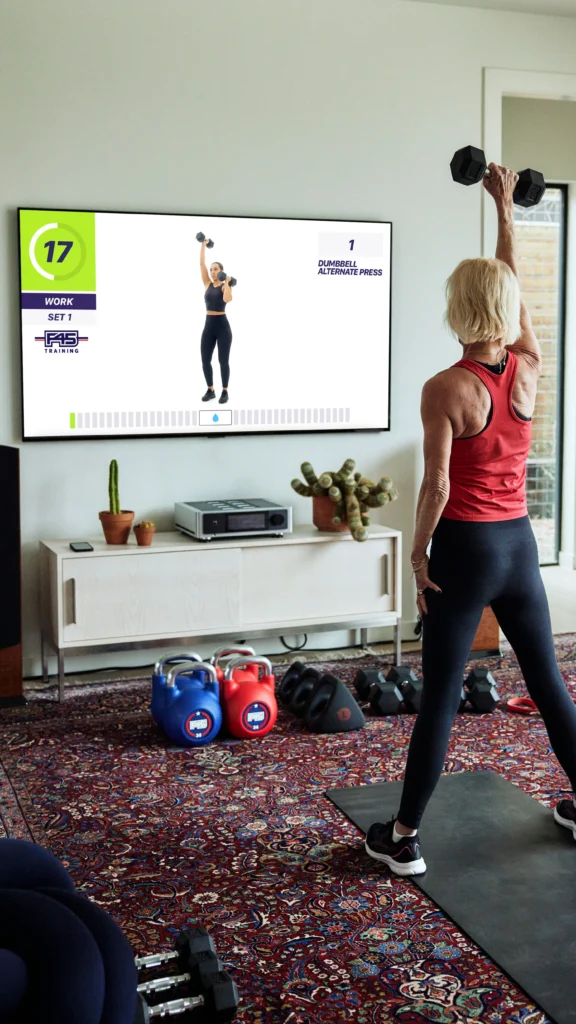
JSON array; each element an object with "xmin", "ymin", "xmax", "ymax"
[
  {"xmin": 200, "ymin": 240, "xmax": 210, "ymax": 289},
  {"xmin": 483, "ymin": 164, "xmax": 542, "ymax": 373}
]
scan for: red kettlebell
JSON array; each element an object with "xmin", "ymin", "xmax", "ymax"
[
  {"xmin": 210, "ymin": 645, "xmax": 257, "ymax": 683},
  {"xmin": 222, "ymin": 656, "xmax": 278, "ymax": 739}
]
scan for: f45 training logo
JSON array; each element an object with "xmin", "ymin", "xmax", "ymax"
[{"xmin": 34, "ymin": 330, "xmax": 88, "ymax": 354}]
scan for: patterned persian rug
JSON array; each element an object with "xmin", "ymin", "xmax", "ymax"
[{"xmin": 2, "ymin": 637, "xmax": 576, "ymax": 1023}]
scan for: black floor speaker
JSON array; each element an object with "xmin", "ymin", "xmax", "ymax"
[{"xmin": 0, "ymin": 446, "xmax": 25, "ymax": 706}]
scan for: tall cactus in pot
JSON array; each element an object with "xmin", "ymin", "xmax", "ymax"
[
  {"xmin": 109, "ymin": 459, "xmax": 120, "ymax": 515},
  {"xmin": 99, "ymin": 459, "xmax": 134, "ymax": 544}
]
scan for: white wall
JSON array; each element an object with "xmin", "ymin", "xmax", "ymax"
[
  {"xmin": 2, "ymin": 0, "xmax": 576, "ymax": 675},
  {"xmin": 503, "ymin": 98, "xmax": 576, "ymax": 180}
]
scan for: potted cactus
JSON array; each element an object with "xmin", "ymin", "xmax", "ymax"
[
  {"xmin": 98, "ymin": 460, "xmax": 134, "ymax": 544},
  {"xmin": 291, "ymin": 459, "xmax": 398, "ymax": 542},
  {"xmin": 134, "ymin": 520, "xmax": 156, "ymax": 546}
]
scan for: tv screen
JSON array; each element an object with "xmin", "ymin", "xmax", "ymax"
[{"xmin": 18, "ymin": 209, "xmax": 391, "ymax": 440}]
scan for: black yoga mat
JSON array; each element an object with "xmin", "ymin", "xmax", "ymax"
[{"xmin": 327, "ymin": 771, "xmax": 576, "ymax": 1024}]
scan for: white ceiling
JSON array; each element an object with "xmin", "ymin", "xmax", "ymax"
[{"xmin": 398, "ymin": 0, "xmax": 576, "ymax": 17}]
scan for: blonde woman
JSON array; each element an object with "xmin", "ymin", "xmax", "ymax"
[{"xmin": 366, "ymin": 164, "xmax": 576, "ymax": 876}]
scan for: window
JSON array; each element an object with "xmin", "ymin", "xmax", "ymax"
[{"xmin": 514, "ymin": 187, "xmax": 567, "ymax": 565}]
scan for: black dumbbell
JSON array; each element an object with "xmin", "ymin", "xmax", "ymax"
[
  {"xmin": 134, "ymin": 970, "xmax": 239, "ymax": 1023},
  {"xmin": 386, "ymin": 666, "xmax": 424, "ymax": 713},
  {"xmin": 217, "ymin": 271, "xmax": 237, "ymax": 287},
  {"xmin": 134, "ymin": 927, "xmax": 215, "ymax": 972},
  {"xmin": 354, "ymin": 668, "xmax": 384, "ymax": 701},
  {"xmin": 290, "ymin": 667, "xmax": 322, "ymax": 717},
  {"xmin": 279, "ymin": 662, "xmax": 306, "ymax": 705},
  {"xmin": 137, "ymin": 950, "xmax": 224, "ymax": 1000},
  {"xmin": 451, "ymin": 145, "xmax": 546, "ymax": 208},
  {"xmin": 196, "ymin": 231, "xmax": 214, "ymax": 249},
  {"xmin": 368, "ymin": 679, "xmax": 403, "ymax": 716},
  {"xmin": 464, "ymin": 668, "xmax": 499, "ymax": 713}
]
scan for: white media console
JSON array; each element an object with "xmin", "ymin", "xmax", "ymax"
[{"xmin": 39, "ymin": 524, "xmax": 402, "ymax": 700}]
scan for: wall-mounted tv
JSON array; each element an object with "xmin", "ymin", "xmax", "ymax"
[{"xmin": 18, "ymin": 208, "xmax": 391, "ymax": 440}]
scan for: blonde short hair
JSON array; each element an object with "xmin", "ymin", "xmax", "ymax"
[{"xmin": 445, "ymin": 258, "xmax": 521, "ymax": 347}]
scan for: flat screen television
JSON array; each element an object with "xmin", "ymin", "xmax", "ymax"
[{"xmin": 18, "ymin": 208, "xmax": 392, "ymax": 440}]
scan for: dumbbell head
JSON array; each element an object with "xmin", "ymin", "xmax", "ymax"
[
  {"xmin": 514, "ymin": 168, "xmax": 546, "ymax": 208},
  {"xmin": 465, "ymin": 668, "xmax": 499, "ymax": 713},
  {"xmin": 289, "ymin": 667, "xmax": 321, "ymax": 717},
  {"xmin": 217, "ymin": 271, "xmax": 237, "ymax": 286},
  {"xmin": 368, "ymin": 680, "xmax": 402, "ymax": 716},
  {"xmin": 354, "ymin": 668, "xmax": 385, "ymax": 701},
  {"xmin": 196, "ymin": 231, "xmax": 214, "ymax": 248},
  {"xmin": 451, "ymin": 145, "xmax": 487, "ymax": 186},
  {"xmin": 278, "ymin": 662, "xmax": 306, "ymax": 705},
  {"xmin": 203, "ymin": 969, "xmax": 240, "ymax": 1020},
  {"xmin": 175, "ymin": 926, "xmax": 216, "ymax": 965}
]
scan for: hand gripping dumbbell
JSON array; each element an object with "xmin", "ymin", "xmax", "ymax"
[
  {"xmin": 210, "ymin": 646, "xmax": 256, "ymax": 683},
  {"xmin": 160, "ymin": 663, "xmax": 222, "ymax": 746},
  {"xmin": 451, "ymin": 145, "xmax": 546, "ymax": 208},
  {"xmin": 221, "ymin": 656, "xmax": 278, "ymax": 738},
  {"xmin": 134, "ymin": 972, "xmax": 239, "ymax": 1023},
  {"xmin": 151, "ymin": 652, "xmax": 203, "ymax": 725},
  {"xmin": 217, "ymin": 270, "xmax": 237, "ymax": 287},
  {"xmin": 196, "ymin": 231, "xmax": 214, "ymax": 249}
]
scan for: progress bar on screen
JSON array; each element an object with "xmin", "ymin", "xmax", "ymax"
[{"xmin": 69, "ymin": 408, "xmax": 351, "ymax": 429}]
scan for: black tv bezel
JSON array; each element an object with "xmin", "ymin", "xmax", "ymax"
[{"xmin": 18, "ymin": 207, "xmax": 393, "ymax": 442}]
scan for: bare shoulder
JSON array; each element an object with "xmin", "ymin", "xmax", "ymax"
[{"xmin": 422, "ymin": 367, "xmax": 474, "ymax": 406}]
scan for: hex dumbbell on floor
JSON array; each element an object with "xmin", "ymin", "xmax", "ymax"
[
  {"xmin": 386, "ymin": 666, "xmax": 424, "ymax": 713},
  {"xmin": 137, "ymin": 950, "xmax": 224, "ymax": 1000},
  {"xmin": 463, "ymin": 668, "xmax": 499, "ymax": 713},
  {"xmin": 134, "ymin": 971, "xmax": 239, "ymax": 1022},
  {"xmin": 135, "ymin": 927, "xmax": 216, "ymax": 973},
  {"xmin": 451, "ymin": 145, "xmax": 546, "ymax": 208},
  {"xmin": 354, "ymin": 669, "xmax": 403, "ymax": 715}
]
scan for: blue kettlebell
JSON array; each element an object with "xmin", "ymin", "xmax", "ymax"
[
  {"xmin": 161, "ymin": 662, "xmax": 222, "ymax": 747},
  {"xmin": 150, "ymin": 651, "xmax": 203, "ymax": 725}
]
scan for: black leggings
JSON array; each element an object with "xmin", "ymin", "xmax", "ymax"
[
  {"xmin": 398, "ymin": 515, "xmax": 576, "ymax": 829},
  {"xmin": 201, "ymin": 316, "xmax": 232, "ymax": 388}
]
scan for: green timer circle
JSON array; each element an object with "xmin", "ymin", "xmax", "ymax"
[{"xmin": 30, "ymin": 222, "xmax": 87, "ymax": 282}]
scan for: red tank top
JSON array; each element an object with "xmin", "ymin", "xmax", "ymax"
[{"xmin": 442, "ymin": 351, "xmax": 532, "ymax": 522}]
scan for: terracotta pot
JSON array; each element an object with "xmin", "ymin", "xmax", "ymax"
[
  {"xmin": 99, "ymin": 511, "xmax": 135, "ymax": 545},
  {"xmin": 134, "ymin": 525, "xmax": 156, "ymax": 547},
  {"xmin": 312, "ymin": 496, "xmax": 349, "ymax": 533}
]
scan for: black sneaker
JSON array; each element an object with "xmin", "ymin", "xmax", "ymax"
[
  {"xmin": 202, "ymin": 388, "xmax": 215, "ymax": 402},
  {"xmin": 365, "ymin": 819, "xmax": 427, "ymax": 876},
  {"xmin": 219, "ymin": 389, "xmax": 229, "ymax": 404},
  {"xmin": 554, "ymin": 799, "xmax": 576, "ymax": 838}
]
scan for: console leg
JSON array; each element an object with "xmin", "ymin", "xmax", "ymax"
[
  {"xmin": 57, "ymin": 650, "xmax": 65, "ymax": 702},
  {"xmin": 41, "ymin": 634, "xmax": 49, "ymax": 685},
  {"xmin": 359, "ymin": 628, "xmax": 369, "ymax": 649},
  {"xmin": 394, "ymin": 619, "xmax": 402, "ymax": 666}
]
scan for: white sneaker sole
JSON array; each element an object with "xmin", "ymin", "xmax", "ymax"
[
  {"xmin": 553, "ymin": 807, "xmax": 576, "ymax": 838},
  {"xmin": 365, "ymin": 840, "xmax": 427, "ymax": 876}
]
